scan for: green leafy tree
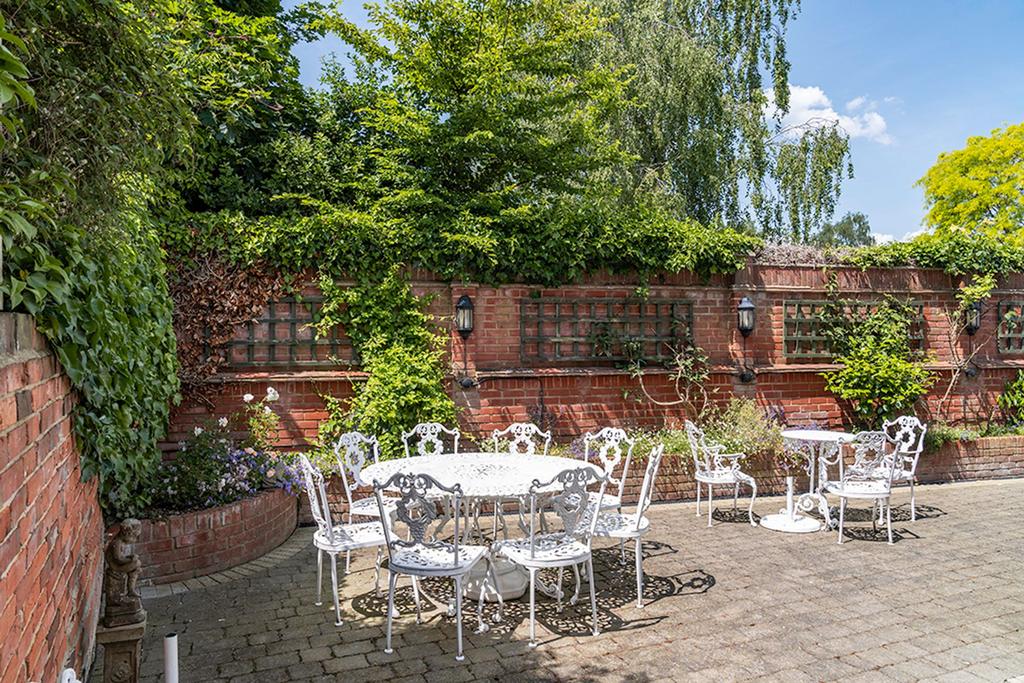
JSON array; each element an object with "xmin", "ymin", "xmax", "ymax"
[
  {"xmin": 810, "ymin": 211, "xmax": 874, "ymax": 247},
  {"xmin": 593, "ymin": 0, "xmax": 852, "ymax": 242},
  {"xmin": 918, "ymin": 123, "xmax": 1024, "ymax": 234}
]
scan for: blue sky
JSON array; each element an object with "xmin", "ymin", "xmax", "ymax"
[{"xmin": 287, "ymin": 1, "xmax": 1024, "ymax": 241}]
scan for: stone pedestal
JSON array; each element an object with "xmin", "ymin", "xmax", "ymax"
[{"xmin": 95, "ymin": 620, "xmax": 145, "ymax": 683}]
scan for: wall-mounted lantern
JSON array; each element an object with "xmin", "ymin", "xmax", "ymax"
[
  {"xmin": 737, "ymin": 296, "xmax": 755, "ymax": 383},
  {"xmin": 965, "ymin": 300, "xmax": 982, "ymax": 336},
  {"xmin": 737, "ymin": 296, "xmax": 756, "ymax": 337},
  {"xmin": 455, "ymin": 295, "xmax": 474, "ymax": 339}
]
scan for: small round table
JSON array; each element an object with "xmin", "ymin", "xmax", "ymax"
[
  {"xmin": 760, "ymin": 429, "xmax": 853, "ymax": 534},
  {"xmin": 363, "ymin": 452, "xmax": 599, "ymax": 600}
]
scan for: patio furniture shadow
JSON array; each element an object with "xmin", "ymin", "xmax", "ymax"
[
  {"xmin": 348, "ymin": 540, "xmax": 713, "ymax": 647},
  {"xmin": 711, "ymin": 508, "xmax": 761, "ymax": 524},
  {"xmin": 834, "ymin": 502, "xmax": 945, "ymax": 523}
]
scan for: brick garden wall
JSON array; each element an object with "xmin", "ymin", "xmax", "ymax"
[
  {"xmin": 165, "ymin": 263, "xmax": 1024, "ymax": 454},
  {"xmin": 0, "ymin": 313, "xmax": 104, "ymax": 683},
  {"xmin": 133, "ymin": 488, "xmax": 297, "ymax": 585}
]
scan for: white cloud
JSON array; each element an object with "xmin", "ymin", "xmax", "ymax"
[
  {"xmin": 872, "ymin": 233, "xmax": 895, "ymax": 244},
  {"xmin": 768, "ymin": 85, "xmax": 893, "ymax": 145},
  {"xmin": 846, "ymin": 96, "xmax": 868, "ymax": 112}
]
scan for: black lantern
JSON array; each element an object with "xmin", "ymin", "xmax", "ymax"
[
  {"xmin": 737, "ymin": 296, "xmax": 755, "ymax": 337},
  {"xmin": 455, "ymin": 295, "xmax": 474, "ymax": 339},
  {"xmin": 965, "ymin": 300, "xmax": 982, "ymax": 336}
]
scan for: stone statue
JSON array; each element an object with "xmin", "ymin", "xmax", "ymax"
[{"xmin": 103, "ymin": 519, "xmax": 146, "ymax": 628}]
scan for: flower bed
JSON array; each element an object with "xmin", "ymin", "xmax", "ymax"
[{"xmin": 133, "ymin": 488, "xmax": 298, "ymax": 585}]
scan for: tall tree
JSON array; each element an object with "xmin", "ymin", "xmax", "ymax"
[
  {"xmin": 594, "ymin": 0, "xmax": 852, "ymax": 242},
  {"xmin": 811, "ymin": 211, "xmax": 874, "ymax": 247},
  {"xmin": 917, "ymin": 123, "xmax": 1024, "ymax": 234}
]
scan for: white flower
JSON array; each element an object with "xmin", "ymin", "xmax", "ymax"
[
  {"xmin": 264, "ymin": 405, "xmax": 273, "ymax": 414},
  {"xmin": 243, "ymin": 393, "xmax": 254, "ymax": 403},
  {"xmin": 265, "ymin": 387, "xmax": 280, "ymax": 402},
  {"xmin": 218, "ymin": 417, "xmax": 228, "ymax": 428},
  {"xmin": 193, "ymin": 426, "xmax": 204, "ymax": 436}
]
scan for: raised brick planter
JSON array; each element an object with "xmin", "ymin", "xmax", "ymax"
[{"xmin": 133, "ymin": 488, "xmax": 298, "ymax": 585}]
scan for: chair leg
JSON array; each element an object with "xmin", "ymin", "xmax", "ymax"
[
  {"xmin": 910, "ymin": 479, "xmax": 916, "ymax": 522},
  {"xmin": 556, "ymin": 567, "xmax": 565, "ymax": 611},
  {"xmin": 619, "ymin": 539, "xmax": 626, "ymax": 566},
  {"xmin": 587, "ymin": 557, "xmax": 599, "ymax": 636},
  {"xmin": 315, "ymin": 549, "xmax": 323, "ymax": 606},
  {"xmin": 384, "ymin": 572, "xmax": 397, "ymax": 654},
  {"xmin": 886, "ymin": 499, "xmax": 893, "ymax": 545},
  {"xmin": 412, "ymin": 576, "xmax": 422, "ymax": 624},
  {"xmin": 528, "ymin": 568, "xmax": 538, "ymax": 648},
  {"xmin": 837, "ymin": 498, "xmax": 846, "ymax": 545},
  {"xmin": 733, "ymin": 483, "xmax": 739, "ymax": 512},
  {"xmin": 707, "ymin": 484, "xmax": 713, "ymax": 527},
  {"xmin": 329, "ymin": 553, "xmax": 343, "ymax": 626},
  {"xmin": 634, "ymin": 538, "xmax": 644, "ymax": 609},
  {"xmin": 345, "ymin": 549, "xmax": 351, "ymax": 574},
  {"xmin": 747, "ymin": 479, "xmax": 758, "ymax": 526},
  {"xmin": 695, "ymin": 480, "xmax": 701, "ymax": 516},
  {"xmin": 454, "ymin": 575, "xmax": 465, "ymax": 662},
  {"xmin": 570, "ymin": 563, "xmax": 581, "ymax": 606},
  {"xmin": 374, "ymin": 547, "xmax": 383, "ymax": 597}
]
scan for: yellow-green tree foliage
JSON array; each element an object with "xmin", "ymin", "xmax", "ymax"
[{"xmin": 917, "ymin": 123, "xmax": 1024, "ymax": 234}]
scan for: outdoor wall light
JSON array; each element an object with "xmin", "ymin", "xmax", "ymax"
[
  {"xmin": 965, "ymin": 300, "xmax": 982, "ymax": 336},
  {"xmin": 455, "ymin": 294, "xmax": 474, "ymax": 339},
  {"xmin": 737, "ymin": 296, "xmax": 756, "ymax": 337},
  {"xmin": 736, "ymin": 296, "xmax": 756, "ymax": 382}
]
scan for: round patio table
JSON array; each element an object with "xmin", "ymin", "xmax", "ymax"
[
  {"xmin": 362, "ymin": 452, "xmax": 600, "ymax": 601},
  {"xmin": 760, "ymin": 429, "xmax": 853, "ymax": 534}
]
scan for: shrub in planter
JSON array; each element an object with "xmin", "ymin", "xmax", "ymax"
[{"xmin": 148, "ymin": 386, "xmax": 301, "ymax": 515}]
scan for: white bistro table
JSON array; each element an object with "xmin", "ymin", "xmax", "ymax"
[
  {"xmin": 363, "ymin": 452, "xmax": 599, "ymax": 600},
  {"xmin": 760, "ymin": 429, "xmax": 853, "ymax": 534}
]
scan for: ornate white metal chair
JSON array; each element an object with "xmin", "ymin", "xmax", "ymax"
[
  {"xmin": 587, "ymin": 444, "xmax": 665, "ymax": 608},
  {"xmin": 481, "ymin": 422, "xmax": 553, "ymax": 539},
  {"xmin": 401, "ymin": 422, "xmax": 461, "ymax": 457},
  {"xmin": 298, "ymin": 455, "xmax": 387, "ymax": 626},
  {"xmin": 883, "ymin": 415, "xmax": 928, "ymax": 521},
  {"xmin": 685, "ymin": 420, "xmax": 757, "ymax": 527},
  {"xmin": 334, "ymin": 431, "xmax": 396, "ymax": 574},
  {"xmin": 584, "ymin": 427, "xmax": 635, "ymax": 511},
  {"xmin": 826, "ymin": 431, "xmax": 903, "ymax": 544},
  {"xmin": 495, "ymin": 467, "xmax": 607, "ymax": 648},
  {"xmin": 492, "ymin": 422, "xmax": 552, "ymax": 455},
  {"xmin": 373, "ymin": 472, "xmax": 500, "ymax": 661}
]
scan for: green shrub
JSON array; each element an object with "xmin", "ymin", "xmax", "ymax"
[
  {"xmin": 997, "ymin": 370, "xmax": 1024, "ymax": 425},
  {"xmin": 702, "ymin": 399, "xmax": 784, "ymax": 460}
]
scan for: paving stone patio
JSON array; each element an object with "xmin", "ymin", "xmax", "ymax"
[{"xmin": 116, "ymin": 478, "xmax": 1024, "ymax": 682}]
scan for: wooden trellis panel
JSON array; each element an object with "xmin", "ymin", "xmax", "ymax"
[
  {"xmin": 519, "ymin": 297, "xmax": 693, "ymax": 365},
  {"xmin": 783, "ymin": 299, "xmax": 925, "ymax": 360}
]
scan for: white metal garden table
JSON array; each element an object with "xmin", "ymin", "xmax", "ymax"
[
  {"xmin": 363, "ymin": 452, "xmax": 600, "ymax": 600},
  {"xmin": 760, "ymin": 429, "xmax": 853, "ymax": 534}
]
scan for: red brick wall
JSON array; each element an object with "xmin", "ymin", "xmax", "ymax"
[
  {"xmin": 134, "ymin": 488, "xmax": 297, "ymax": 585},
  {"xmin": 164, "ymin": 264, "xmax": 1024, "ymax": 450},
  {"xmin": 0, "ymin": 314, "xmax": 104, "ymax": 683}
]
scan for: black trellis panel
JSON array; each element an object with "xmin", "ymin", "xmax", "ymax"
[
  {"xmin": 519, "ymin": 297, "xmax": 693, "ymax": 365},
  {"xmin": 783, "ymin": 299, "xmax": 925, "ymax": 360},
  {"xmin": 209, "ymin": 295, "xmax": 357, "ymax": 369}
]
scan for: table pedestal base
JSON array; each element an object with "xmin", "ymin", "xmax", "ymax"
[
  {"xmin": 759, "ymin": 513, "xmax": 821, "ymax": 533},
  {"xmin": 463, "ymin": 557, "xmax": 527, "ymax": 602}
]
